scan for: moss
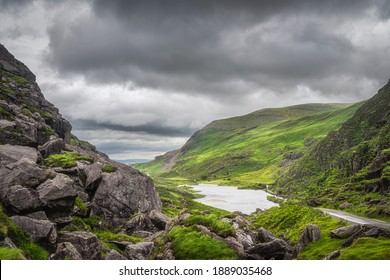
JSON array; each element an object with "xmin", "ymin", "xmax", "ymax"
[
  {"xmin": 21, "ymin": 108, "xmax": 33, "ymax": 118},
  {"xmin": 74, "ymin": 197, "xmax": 88, "ymax": 215},
  {"xmin": 0, "ymin": 248, "xmax": 25, "ymax": 260},
  {"xmin": 44, "ymin": 152, "xmax": 94, "ymax": 169},
  {"xmin": 339, "ymin": 238, "xmax": 390, "ymax": 260},
  {"xmin": 102, "ymin": 164, "xmax": 117, "ymax": 173},
  {"xmin": 95, "ymin": 231, "xmax": 143, "ymax": 243},
  {"xmin": 168, "ymin": 226, "xmax": 238, "ymax": 260},
  {"xmin": 182, "ymin": 214, "xmax": 235, "ymax": 237},
  {"xmin": 38, "ymin": 127, "xmax": 56, "ymax": 138},
  {"xmin": 1, "ymin": 70, "xmax": 30, "ymax": 87}
]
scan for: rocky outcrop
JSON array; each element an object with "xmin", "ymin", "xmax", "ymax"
[
  {"xmin": 0, "ymin": 44, "xmax": 163, "ymax": 260},
  {"xmin": 295, "ymin": 224, "xmax": 321, "ymax": 255},
  {"xmin": 247, "ymin": 238, "xmax": 293, "ymax": 260}
]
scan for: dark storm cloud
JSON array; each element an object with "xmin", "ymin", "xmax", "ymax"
[
  {"xmin": 71, "ymin": 118, "xmax": 194, "ymax": 137},
  {"xmin": 45, "ymin": 0, "xmax": 390, "ymax": 98}
]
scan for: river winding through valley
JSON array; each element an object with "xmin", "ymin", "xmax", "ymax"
[{"xmin": 191, "ymin": 183, "xmax": 278, "ymax": 214}]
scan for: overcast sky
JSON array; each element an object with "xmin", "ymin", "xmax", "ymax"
[{"xmin": 1, "ymin": 0, "xmax": 390, "ymax": 160}]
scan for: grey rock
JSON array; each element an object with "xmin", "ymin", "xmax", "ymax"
[
  {"xmin": 50, "ymin": 242, "xmax": 82, "ymax": 260},
  {"xmin": 3, "ymin": 184, "xmax": 41, "ymax": 213},
  {"xmin": 323, "ymin": 250, "xmax": 341, "ymax": 260},
  {"xmin": 11, "ymin": 215, "xmax": 57, "ymax": 251},
  {"xmin": 91, "ymin": 164, "xmax": 162, "ymax": 227},
  {"xmin": 330, "ymin": 225, "xmax": 361, "ymax": 239},
  {"xmin": 257, "ymin": 227, "xmax": 277, "ymax": 243},
  {"xmin": 0, "ymin": 43, "xmax": 36, "ymax": 81},
  {"xmin": 0, "ymin": 120, "xmax": 15, "ymax": 131},
  {"xmin": 235, "ymin": 228, "xmax": 255, "ymax": 249},
  {"xmin": 105, "ymin": 249, "xmax": 127, "ymax": 260},
  {"xmin": 37, "ymin": 173, "xmax": 77, "ymax": 209},
  {"xmin": 38, "ymin": 138, "xmax": 65, "ymax": 159},
  {"xmin": 339, "ymin": 202, "xmax": 353, "ymax": 209},
  {"xmin": 247, "ymin": 238, "xmax": 293, "ymax": 260},
  {"xmin": 124, "ymin": 214, "xmax": 154, "ymax": 234},
  {"xmin": 0, "ymin": 158, "xmax": 49, "ymax": 192},
  {"xmin": 26, "ymin": 211, "xmax": 49, "ymax": 221},
  {"xmin": 124, "ymin": 242, "xmax": 154, "ymax": 260},
  {"xmin": 78, "ymin": 162, "xmax": 102, "ymax": 192},
  {"xmin": 365, "ymin": 227, "xmax": 379, "ymax": 237},
  {"xmin": 58, "ymin": 231, "xmax": 102, "ymax": 260},
  {"xmin": 0, "ymin": 237, "xmax": 17, "ymax": 248},
  {"xmin": 148, "ymin": 209, "xmax": 172, "ymax": 230},
  {"xmin": 295, "ymin": 224, "xmax": 321, "ymax": 254}
]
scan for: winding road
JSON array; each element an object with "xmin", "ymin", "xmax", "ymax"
[{"xmin": 318, "ymin": 208, "xmax": 390, "ymax": 227}]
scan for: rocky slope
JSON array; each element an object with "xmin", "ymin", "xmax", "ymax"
[{"xmin": 0, "ymin": 44, "xmax": 163, "ymax": 259}]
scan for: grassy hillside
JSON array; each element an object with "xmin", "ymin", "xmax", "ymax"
[
  {"xmin": 276, "ymin": 80, "xmax": 390, "ymax": 218},
  {"xmin": 136, "ymin": 103, "xmax": 361, "ymax": 187}
]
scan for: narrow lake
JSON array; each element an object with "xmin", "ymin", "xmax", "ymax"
[{"xmin": 191, "ymin": 183, "xmax": 278, "ymax": 214}]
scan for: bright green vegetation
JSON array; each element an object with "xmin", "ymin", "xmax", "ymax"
[
  {"xmin": 94, "ymin": 231, "xmax": 143, "ymax": 243},
  {"xmin": 74, "ymin": 197, "xmax": 88, "ymax": 215},
  {"xmin": 21, "ymin": 108, "xmax": 33, "ymax": 118},
  {"xmin": 44, "ymin": 151, "xmax": 94, "ymax": 169},
  {"xmin": 0, "ymin": 248, "xmax": 25, "ymax": 260},
  {"xmin": 339, "ymin": 238, "xmax": 390, "ymax": 260},
  {"xmin": 102, "ymin": 164, "xmax": 117, "ymax": 173},
  {"xmin": 183, "ymin": 214, "xmax": 235, "ymax": 237},
  {"xmin": 38, "ymin": 127, "xmax": 56, "ymax": 137},
  {"xmin": 168, "ymin": 226, "xmax": 238, "ymax": 260},
  {"xmin": 1, "ymin": 70, "xmax": 30, "ymax": 88},
  {"xmin": 136, "ymin": 103, "xmax": 360, "ymax": 187},
  {"xmin": 0, "ymin": 206, "xmax": 48, "ymax": 260}
]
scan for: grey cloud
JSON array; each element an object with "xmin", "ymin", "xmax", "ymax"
[{"xmin": 70, "ymin": 118, "xmax": 194, "ymax": 137}]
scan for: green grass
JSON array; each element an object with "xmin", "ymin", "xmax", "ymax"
[
  {"xmin": 74, "ymin": 197, "xmax": 88, "ymax": 215},
  {"xmin": 339, "ymin": 238, "xmax": 390, "ymax": 260},
  {"xmin": 44, "ymin": 151, "xmax": 93, "ymax": 168},
  {"xmin": 182, "ymin": 214, "xmax": 235, "ymax": 237},
  {"xmin": 21, "ymin": 108, "xmax": 33, "ymax": 118},
  {"xmin": 94, "ymin": 231, "xmax": 143, "ymax": 243},
  {"xmin": 0, "ymin": 247, "xmax": 25, "ymax": 260},
  {"xmin": 102, "ymin": 164, "xmax": 117, "ymax": 173},
  {"xmin": 136, "ymin": 103, "xmax": 360, "ymax": 187},
  {"xmin": 168, "ymin": 226, "xmax": 238, "ymax": 260},
  {"xmin": 0, "ymin": 205, "xmax": 48, "ymax": 259},
  {"xmin": 1, "ymin": 70, "xmax": 30, "ymax": 88}
]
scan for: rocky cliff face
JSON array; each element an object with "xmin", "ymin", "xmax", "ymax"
[{"xmin": 0, "ymin": 44, "xmax": 163, "ymax": 259}]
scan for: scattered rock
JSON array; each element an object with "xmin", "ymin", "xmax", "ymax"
[
  {"xmin": 38, "ymin": 138, "xmax": 65, "ymax": 159},
  {"xmin": 58, "ymin": 231, "xmax": 101, "ymax": 260},
  {"xmin": 11, "ymin": 215, "xmax": 57, "ymax": 251},
  {"xmin": 148, "ymin": 209, "xmax": 172, "ymax": 230},
  {"xmin": 0, "ymin": 120, "xmax": 15, "ymax": 131},
  {"xmin": 339, "ymin": 202, "xmax": 353, "ymax": 209},
  {"xmin": 49, "ymin": 242, "xmax": 82, "ymax": 260},
  {"xmin": 235, "ymin": 228, "xmax": 255, "ymax": 249},
  {"xmin": 124, "ymin": 214, "xmax": 154, "ymax": 234},
  {"xmin": 257, "ymin": 227, "xmax": 276, "ymax": 243},
  {"xmin": 247, "ymin": 238, "xmax": 293, "ymax": 260},
  {"xmin": 124, "ymin": 242, "xmax": 154, "ymax": 260},
  {"xmin": 105, "ymin": 249, "xmax": 127, "ymax": 260},
  {"xmin": 78, "ymin": 162, "xmax": 102, "ymax": 192},
  {"xmin": 3, "ymin": 185, "xmax": 41, "ymax": 213},
  {"xmin": 323, "ymin": 250, "xmax": 341, "ymax": 260},
  {"xmin": 295, "ymin": 224, "xmax": 321, "ymax": 255},
  {"xmin": 330, "ymin": 225, "xmax": 361, "ymax": 239}
]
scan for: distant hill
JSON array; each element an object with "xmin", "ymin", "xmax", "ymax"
[{"xmin": 135, "ymin": 102, "xmax": 361, "ymax": 186}]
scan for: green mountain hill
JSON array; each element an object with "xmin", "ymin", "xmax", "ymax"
[
  {"xmin": 136, "ymin": 102, "xmax": 362, "ymax": 186},
  {"xmin": 276, "ymin": 80, "xmax": 390, "ymax": 217}
]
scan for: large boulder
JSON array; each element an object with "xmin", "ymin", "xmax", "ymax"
[
  {"xmin": 58, "ymin": 231, "xmax": 101, "ymax": 260},
  {"xmin": 124, "ymin": 242, "xmax": 154, "ymax": 260},
  {"xmin": 235, "ymin": 228, "xmax": 256, "ymax": 249},
  {"xmin": 3, "ymin": 185, "xmax": 41, "ymax": 213},
  {"xmin": 37, "ymin": 173, "xmax": 77, "ymax": 210},
  {"xmin": 91, "ymin": 164, "xmax": 162, "ymax": 227},
  {"xmin": 11, "ymin": 216, "xmax": 57, "ymax": 251},
  {"xmin": 247, "ymin": 238, "xmax": 293, "ymax": 260},
  {"xmin": 49, "ymin": 242, "xmax": 82, "ymax": 260},
  {"xmin": 257, "ymin": 227, "xmax": 277, "ymax": 243},
  {"xmin": 105, "ymin": 249, "xmax": 127, "ymax": 260}
]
